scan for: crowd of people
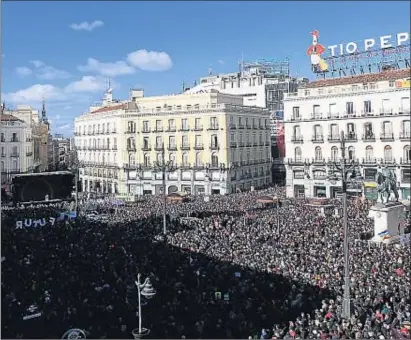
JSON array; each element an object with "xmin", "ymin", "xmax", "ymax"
[{"xmin": 1, "ymin": 187, "xmax": 410, "ymax": 339}]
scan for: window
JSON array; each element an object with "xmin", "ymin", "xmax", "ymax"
[
  {"xmin": 364, "ymin": 168, "xmax": 377, "ymax": 181},
  {"xmin": 194, "ymin": 104, "xmax": 200, "ymax": 110},
  {"xmin": 330, "ymin": 124, "xmax": 339, "ymax": 137},
  {"xmin": 401, "ymin": 97, "xmax": 410, "ymax": 112},
  {"xmin": 155, "ymin": 120, "xmax": 162, "ymax": 130},
  {"xmin": 156, "ymin": 153, "xmax": 163, "ymax": 164},
  {"xmin": 129, "ymin": 154, "xmax": 135, "ymax": 165},
  {"xmin": 402, "ymin": 120, "xmax": 410, "ymax": 137},
  {"xmin": 329, "ymin": 103, "xmax": 337, "ymax": 117},
  {"xmin": 156, "ymin": 136, "xmax": 163, "ymax": 148},
  {"xmin": 169, "ymin": 153, "xmax": 176, "ymax": 166},
  {"xmin": 364, "ymin": 100, "xmax": 372, "ymax": 114},
  {"xmin": 176, "ymin": 105, "xmax": 182, "ymax": 110},
  {"xmin": 12, "ymin": 133, "xmax": 18, "ymax": 142},
  {"xmin": 144, "ymin": 153, "xmax": 150, "ymax": 166},
  {"xmin": 364, "ymin": 123, "xmax": 373, "ymax": 137},
  {"xmin": 143, "ymin": 137, "xmax": 149, "ymax": 149},
  {"xmin": 156, "ymin": 106, "xmax": 161, "ymax": 112},
  {"xmin": 293, "ymin": 126, "xmax": 301, "ymax": 137},
  {"xmin": 293, "ymin": 170, "xmax": 305, "ymax": 179},
  {"xmin": 195, "ymin": 152, "xmax": 202, "ymax": 166},
  {"xmin": 313, "ymin": 169, "xmax": 326, "ymax": 180},
  {"xmin": 169, "ymin": 136, "xmax": 176, "ymax": 147},
  {"xmin": 384, "ymin": 145, "xmax": 393, "ymax": 161},
  {"xmin": 195, "ymin": 135, "xmax": 202, "ymax": 146},
  {"xmin": 181, "ymin": 118, "xmax": 188, "ymax": 130},
  {"xmin": 211, "ymin": 153, "xmax": 219, "ymax": 167},
  {"xmin": 182, "ymin": 153, "xmax": 188, "ymax": 166},
  {"xmin": 168, "ymin": 119, "xmax": 175, "ymax": 130},
  {"xmin": 314, "ymin": 125, "xmax": 322, "ymax": 137},
  {"xmin": 210, "ymin": 117, "xmax": 218, "ymax": 128},
  {"xmin": 402, "ymin": 168, "xmax": 411, "ymax": 183},
  {"xmin": 195, "ymin": 118, "xmax": 201, "ymax": 129},
  {"xmin": 348, "ymin": 146, "xmax": 355, "ymax": 160},
  {"xmin": 313, "ymin": 105, "xmax": 321, "ymax": 116},
  {"xmin": 404, "ymin": 145, "xmax": 410, "ymax": 162},
  {"xmin": 143, "ymin": 121, "xmax": 150, "ymax": 131},
  {"xmin": 382, "ymin": 121, "xmax": 392, "ymax": 135},
  {"xmin": 0, "ymin": 133, "xmax": 4, "ymax": 142},
  {"xmin": 294, "ymin": 147, "xmax": 302, "ymax": 160},
  {"xmin": 292, "ymin": 107, "xmax": 300, "ymax": 119},
  {"xmin": 389, "ymin": 81, "xmax": 395, "ymax": 88},
  {"xmin": 346, "ymin": 102, "xmax": 354, "ymax": 114},
  {"xmin": 365, "ymin": 146, "xmax": 374, "ymax": 160},
  {"xmin": 182, "ymin": 135, "xmax": 189, "ymax": 147},
  {"xmin": 331, "ymin": 146, "xmax": 338, "ymax": 161},
  {"xmin": 315, "ymin": 146, "xmax": 322, "ymax": 160},
  {"xmin": 211, "ymin": 134, "xmax": 218, "ymax": 147}
]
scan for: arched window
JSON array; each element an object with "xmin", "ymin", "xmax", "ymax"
[
  {"xmin": 169, "ymin": 153, "xmax": 176, "ymax": 166},
  {"xmin": 182, "ymin": 152, "xmax": 188, "ymax": 166},
  {"xmin": 129, "ymin": 153, "xmax": 135, "ymax": 165},
  {"xmin": 331, "ymin": 146, "xmax": 338, "ymax": 161},
  {"xmin": 211, "ymin": 153, "xmax": 219, "ymax": 167},
  {"xmin": 294, "ymin": 147, "xmax": 302, "ymax": 160},
  {"xmin": 315, "ymin": 146, "xmax": 322, "ymax": 160},
  {"xmin": 143, "ymin": 153, "xmax": 150, "ymax": 166},
  {"xmin": 195, "ymin": 152, "xmax": 202, "ymax": 166},
  {"xmin": 365, "ymin": 146, "xmax": 374, "ymax": 160},
  {"xmin": 348, "ymin": 146, "xmax": 355, "ymax": 160},
  {"xmin": 384, "ymin": 145, "xmax": 392, "ymax": 161},
  {"xmin": 404, "ymin": 145, "xmax": 410, "ymax": 162}
]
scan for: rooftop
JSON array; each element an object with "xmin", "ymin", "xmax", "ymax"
[
  {"xmin": 91, "ymin": 104, "xmax": 126, "ymax": 114},
  {"xmin": 1, "ymin": 114, "xmax": 23, "ymax": 122},
  {"xmin": 303, "ymin": 68, "xmax": 411, "ymax": 88}
]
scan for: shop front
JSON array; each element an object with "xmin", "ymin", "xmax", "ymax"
[
  {"xmin": 314, "ymin": 186, "xmax": 327, "ymax": 197},
  {"xmin": 294, "ymin": 185, "xmax": 305, "ymax": 198}
]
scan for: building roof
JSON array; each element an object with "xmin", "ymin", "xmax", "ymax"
[
  {"xmin": 0, "ymin": 114, "xmax": 23, "ymax": 122},
  {"xmin": 304, "ymin": 68, "xmax": 411, "ymax": 88},
  {"xmin": 91, "ymin": 103, "xmax": 126, "ymax": 114}
]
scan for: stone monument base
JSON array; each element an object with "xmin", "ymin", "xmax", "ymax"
[{"xmin": 368, "ymin": 201, "xmax": 406, "ymax": 243}]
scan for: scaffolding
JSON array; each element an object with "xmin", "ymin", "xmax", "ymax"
[{"xmin": 240, "ymin": 58, "xmax": 290, "ymax": 78}]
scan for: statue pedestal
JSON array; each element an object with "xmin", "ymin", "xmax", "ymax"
[{"xmin": 368, "ymin": 202, "xmax": 406, "ymax": 244}]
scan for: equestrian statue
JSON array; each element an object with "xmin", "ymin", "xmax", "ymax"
[{"xmin": 375, "ymin": 168, "xmax": 399, "ymax": 203}]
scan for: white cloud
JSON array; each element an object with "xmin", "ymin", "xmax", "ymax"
[
  {"xmin": 70, "ymin": 20, "xmax": 104, "ymax": 32},
  {"xmin": 57, "ymin": 123, "xmax": 72, "ymax": 130},
  {"xmin": 29, "ymin": 60, "xmax": 71, "ymax": 80},
  {"xmin": 55, "ymin": 114, "xmax": 61, "ymax": 120},
  {"xmin": 2, "ymin": 76, "xmax": 111, "ymax": 104},
  {"xmin": 15, "ymin": 66, "xmax": 33, "ymax": 77},
  {"xmin": 77, "ymin": 58, "xmax": 135, "ymax": 77},
  {"xmin": 127, "ymin": 49, "xmax": 173, "ymax": 71}
]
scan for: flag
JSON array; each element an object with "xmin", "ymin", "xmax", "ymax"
[{"xmin": 378, "ymin": 230, "xmax": 389, "ymax": 237}]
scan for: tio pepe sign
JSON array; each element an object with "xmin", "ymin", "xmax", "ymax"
[{"xmin": 327, "ymin": 32, "xmax": 410, "ymax": 57}]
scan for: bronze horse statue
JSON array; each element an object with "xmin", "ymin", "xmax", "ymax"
[{"xmin": 375, "ymin": 170, "xmax": 399, "ymax": 203}]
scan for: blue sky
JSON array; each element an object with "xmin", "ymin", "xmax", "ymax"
[{"xmin": 1, "ymin": 1, "xmax": 410, "ymax": 135}]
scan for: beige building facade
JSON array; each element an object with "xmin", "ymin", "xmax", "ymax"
[{"xmin": 74, "ymin": 88, "xmax": 272, "ymax": 196}]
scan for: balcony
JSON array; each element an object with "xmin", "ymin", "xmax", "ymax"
[
  {"xmin": 399, "ymin": 107, "xmax": 411, "ymax": 115},
  {"xmin": 380, "ymin": 133, "xmax": 395, "ymax": 141},
  {"xmin": 166, "ymin": 127, "xmax": 177, "ymax": 132},
  {"xmin": 127, "ymin": 146, "xmax": 136, "ymax": 152},
  {"xmin": 246, "ymin": 124, "xmax": 252, "ymax": 129},
  {"xmin": 180, "ymin": 144, "xmax": 190, "ymax": 150},
  {"xmin": 327, "ymin": 112, "xmax": 340, "ymax": 119},
  {"xmin": 193, "ymin": 125, "xmax": 203, "ymax": 131},
  {"xmin": 253, "ymin": 142, "xmax": 258, "ymax": 147},
  {"xmin": 327, "ymin": 135, "xmax": 340, "ymax": 142},
  {"xmin": 125, "ymin": 130, "xmax": 136, "ymax": 134},
  {"xmin": 265, "ymin": 141, "xmax": 270, "ymax": 146},
  {"xmin": 362, "ymin": 132, "xmax": 376, "ymax": 141},
  {"xmin": 153, "ymin": 128, "xmax": 164, "ymax": 133},
  {"xmin": 10, "ymin": 153, "xmax": 19, "ymax": 158},
  {"xmin": 167, "ymin": 145, "xmax": 177, "ymax": 151},
  {"xmin": 230, "ymin": 142, "xmax": 237, "ymax": 148},
  {"xmin": 312, "ymin": 135, "xmax": 324, "ymax": 143},
  {"xmin": 238, "ymin": 142, "xmax": 245, "ymax": 147},
  {"xmin": 345, "ymin": 132, "xmax": 358, "ymax": 142},
  {"xmin": 194, "ymin": 144, "xmax": 204, "ymax": 150},
  {"xmin": 238, "ymin": 124, "xmax": 245, "ymax": 129},
  {"xmin": 229, "ymin": 124, "xmax": 237, "ymax": 130},
  {"xmin": 154, "ymin": 145, "xmax": 164, "ymax": 151},
  {"xmin": 290, "ymin": 116, "xmax": 302, "ymax": 122},
  {"xmin": 141, "ymin": 145, "xmax": 151, "ymax": 151},
  {"xmin": 362, "ymin": 157, "xmax": 377, "ymax": 165},
  {"xmin": 1, "ymin": 154, "xmax": 5, "ymax": 158},
  {"xmin": 379, "ymin": 109, "xmax": 394, "ymax": 116},
  {"xmin": 207, "ymin": 125, "xmax": 219, "ymax": 131},
  {"xmin": 287, "ymin": 158, "xmax": 305, "ymax": 165},
  {"xmin": 310, "ymin": 113, "xmax": 323, "ymax": 120},
  {"xmin": 246, "ymin": 142, "xmax": 252, "ymax": 147},
  {"xmin": 312, "ymin": 157, "xmax": 326, "ymax": 165},
  {"xmin": 400, "ymin": 157, "xmax": 411, "ymax": 165},
  {"xmin": 11, "ymin": 138, "xmax": 19, "ymax": 143},
  {"xmin": 111, "ymin": 130, "xmax": 117, "ymax": 134},
  {"xmin": 26, "ymin": 151, "xmax": 33, "ymax": 156},
  {"xmin": 178, "ymin": 127, "xmax": 189, "ymax": 132},
  {"xmin": 209, "ymin": 143, "xmax": 220, "ymax": 150},
  {"xmin": 112, "ymin": 146, "xmax": 118, "ymax": 150},
  {"xmin": 291, "ymin": 136, "xmax": 303, "ymax": 143},
  {"xmin": 399, "ymin": 132, "xmax": 410, "ymax": 141}
]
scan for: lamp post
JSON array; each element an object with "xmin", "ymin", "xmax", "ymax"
[
  {"xmin": 329, "ymin": 131, "xmax": 360, "ymax": 320},
  {"xmin": 153, "ymin": 143, "xmax": 177, "ymax": 235},
  {"xmin": 132, "ymin": 274, "xmax": 156, "ymax": 339}
]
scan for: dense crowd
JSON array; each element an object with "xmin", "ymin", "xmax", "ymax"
[{"xmin": 1, "ymin": 188, "xmax": 410, "ymax": 339}]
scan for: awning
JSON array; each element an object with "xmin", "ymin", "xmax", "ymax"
[{"xmin": 364, "ymin": 182, "xmax": 377, "ymax": 188}]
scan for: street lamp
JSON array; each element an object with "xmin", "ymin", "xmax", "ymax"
[
  {"xmin": 132, "ymin": 274, "xmax": 156, "ymax": 339},
  {"xmin": 328, "ymin": 131, "xmax": 361, "ymax": 320},
  {"xmin": 153, "ymin": 143, "xmax": 177, "ymax": 235}
]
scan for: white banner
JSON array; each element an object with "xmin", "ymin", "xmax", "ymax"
[{"xmin": 16, "ymin": 217, "xmax": 56, "ymax": 229}]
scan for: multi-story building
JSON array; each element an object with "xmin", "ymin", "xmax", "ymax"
[
  {"xmin": 1, "ymin": 114, "xmax": 34, "ymax": 184},
  {"xmin": 74, "ymin": 87, "xmax": 272, "ymax": 196},
  {"xmin": 51, "ymin": 134, "xmax": 71, "ymax": 169},
  {"xmin": 284, "ymin": 68, "xmax": 411, "ymax": 200},
  {"xmin": 4, "ymin": 102, "xmax": 50, "ymax": 172}
]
